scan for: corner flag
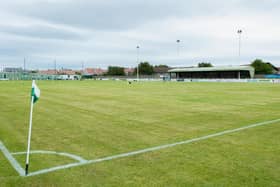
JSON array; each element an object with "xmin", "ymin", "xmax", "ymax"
[
  {"xmin": 31, "ymin": 81, "xmax": 40, "ymax": 103},
  {"xmin": 25, "ymin": 80, "xmax": 40, "ymax": 175}
]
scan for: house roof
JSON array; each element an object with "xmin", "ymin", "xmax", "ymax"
[
  {"xmin": 39, "ymin": 70, "xmax": 57, "ymax": 75},
  {"xmin": 124, "ymin": 68, "xmax": 134, "ymax": 74},
  {"xmin": 82, "ymin": 68, "xmax": 106, "ymax": 75},
  {"xmin": 39, "ymin": 69, "xmax": 77, "ymax": 75},
  {"xmin": 60, "ymin": 70, "xmax": 76, "ymax": 75},
  {"xmin": 153, "ymin": 66, "xmax": 170, "ymax": 73}
]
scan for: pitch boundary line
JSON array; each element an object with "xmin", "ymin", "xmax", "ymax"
[
  {"xmin": 25, "ymin": 118, "xmax": 280, "ymax": 177},
  {"xmin": 12, "ymin": 150, "xmax": 88, "ymax": 163},
  {"xmin": 0, "ymin": 141, "xmax": 25, "ymax": 176}
]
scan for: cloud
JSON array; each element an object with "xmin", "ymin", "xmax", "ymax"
[
  {"xmin": 0, "ymin": 0, "xmax": 280, "ymax": 69},
  {"xmin": 0, "ymin": 12, "xmax": 90, "ymax": 40},
  {"xmin": 2, "ymin": 0, "xmax": 244, "ymax": 30}
]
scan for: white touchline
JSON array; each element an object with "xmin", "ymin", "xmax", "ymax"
[
  {"xmin": 0, "ymin": 141, "xmax": 25, "ymax": 176},
  {"xmin": 23, "ymin": 118, "xmax": 280, "ymax": 177},
  {"xmin": 12, "ymin": 150, "xmax": 88, "ymax": 163}
]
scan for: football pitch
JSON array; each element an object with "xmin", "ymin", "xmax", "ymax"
[{"xmin": 0, "ymin": 80, "xmax": 280, "ymax": 186}]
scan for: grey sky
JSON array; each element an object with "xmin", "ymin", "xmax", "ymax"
[{"xmin": 0, "ymin": 0, "xmax": 279, "ymax": 69}]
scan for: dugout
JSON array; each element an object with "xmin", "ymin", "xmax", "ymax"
[{"xmin": 168, "ymin": 66, "xmax": 255, "ymax": 79}]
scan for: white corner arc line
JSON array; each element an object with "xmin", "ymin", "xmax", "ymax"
[
  {"xmin": 27, "ymin": 162, "xmax": 87, "ymax": 177},
  {"xmin": 0, "ymin": 141, "xmax": 25, "ymax": 176},
  {"xmin": 12, "ymin": 150, "xmax": 88, "ymax": 163},
  {"xmin": 25, "ymin": 118, "xmax": 280, "ymax": 177}
]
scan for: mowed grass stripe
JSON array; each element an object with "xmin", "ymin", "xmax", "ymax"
[
  {"xmin": 26, "ymin": 118, "xmax": 280, "ymax": 177},
  {"xmin": 1, "ymin": 81, "xmax": 280, "ymax": 186},
  {"xmin": 2, "ymin": 81, "xmax": 280, "ymax": 157},
  {"xmin": 24, "ymin": 120, "xmax": 280, "ymax": 186}
]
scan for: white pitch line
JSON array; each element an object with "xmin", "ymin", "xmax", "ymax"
[
  {"xmin": 0, "ymin": 141, "xmax": 25, "ymax": 176},
  {"xmin": 12, "ymin": 150, "xmax": 88, "ymax": 163},
  {"xmin": 26, "ymin": 118, "xmax": 280, "ymax": 177}
]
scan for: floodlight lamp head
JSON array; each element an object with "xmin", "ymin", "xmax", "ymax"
[{"xmin": 176, "ymin": 40, "xmax": 180, "ymax": 43}]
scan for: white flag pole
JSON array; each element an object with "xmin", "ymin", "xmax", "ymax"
[{"xmin": 25, "ymin": 82, "xmax": 35, "ymax": 176}]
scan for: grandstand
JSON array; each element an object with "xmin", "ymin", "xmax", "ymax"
[{"xmin": 169, "ymin": 66, "xmax": 255, "ymax": 79}]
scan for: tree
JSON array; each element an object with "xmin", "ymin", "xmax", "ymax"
[
  {"xmin": 135, "ymin": 62, "xmax": 154, "ymax": 75},
  {"xmin": 251, "ymin": 59, "xmax": 273, "ymax": 74},
  {"xmin": 107, "ymin": 66, "xmax": 125, "ymax": 76},
  {"xmin": 31, "ymin": 70, "xmax": 38, "ymax": 73},
  {"xmin": 198, "ymin": 62, "xmax": 213, "ymax": 67}
]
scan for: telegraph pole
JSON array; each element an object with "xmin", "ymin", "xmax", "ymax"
[
  {"xmin": 136, "ymin": 45, "xmax": 140, "ymax": 80},
  {"xmin": 237, "ymin": 30, "xmax": 242, "ymax": 79},
  {"xmin": 176, "ymin": 39, "xmax": 180, "ymax": 56},
  {"xmin": 237, "ymin": 30, "xmax": 242, "ymax": 60},
  {"xmin": 24, "ymin": 57, "xmax": 26, "ymax": 72},
  {"xmin": 54, "ymin": 59, "xmax": 57, "ymax": 74}
]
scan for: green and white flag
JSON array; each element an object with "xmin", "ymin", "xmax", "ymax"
[
  {"xmin": 25, "ymin": 80, "xmax": 41, "ymax": 175},
  {"xmin": 31, "ymin": 80, "xmax": 40, "ymax": 103}
]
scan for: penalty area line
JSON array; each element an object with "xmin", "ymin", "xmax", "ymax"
[{"xmin": 26, "ymin": 118, "xmax": 280, "ymax": 177}]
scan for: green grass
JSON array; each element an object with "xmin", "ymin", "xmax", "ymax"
[{"xmin": 0, "ymin": 80, "xmax": 280, "ymax": 186}]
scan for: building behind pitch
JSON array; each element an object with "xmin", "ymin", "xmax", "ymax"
[{"xmin": 168, "ymin": 66, "xmax": 255, "ymax": 79}]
